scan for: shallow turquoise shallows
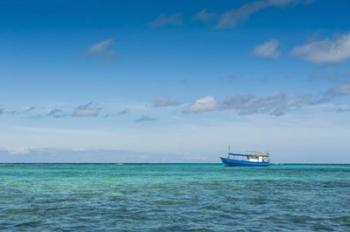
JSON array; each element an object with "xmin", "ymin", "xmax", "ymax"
[{"xmin": 1, "ymin": 164, "xmax": 350, "ymax": 231}]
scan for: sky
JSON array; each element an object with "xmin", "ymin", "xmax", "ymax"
[{"xmin": 1, "ymin": 0, "xmax": 350, "ymax": 163}]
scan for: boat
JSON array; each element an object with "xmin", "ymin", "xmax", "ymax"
[{"xmin": 220, "ymin": 151, "xmax": 270, "ymax": 167}]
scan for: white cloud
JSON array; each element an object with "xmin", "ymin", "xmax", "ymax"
[
  {"xmin": 47, "ymin": 109, "xmax": 66, "ymax": 118},
  {"xmin": 253, "ymin": 39, "xmax": 280, "ymax": 59},
  {"xmin": 89, "ymin": 39, "xmax": 113, "ymax": 54},
  {"xmin": 291, "ymin": 33, "xmax": 350, "ymax": 64},
  {"xmin": 4, "ymin": 110, "xmax": 16, "ymax": 115},
  {"xmin": 118, "ymin": 109, "xmax": 129, "ymax": 115},
  {"xmin": 148, "ymin": 13, "xmax": 182, "ymax": 28},
  {"xmin": 322, "ymin": 83, "xmax": 350, "ymax": 101},
  {"xmin": 193, "ymin": 9, "xmax": 216, "ymax": 22},
  {"xmin": 135, "ymin": 115, "xmax": 157, "ymax": 123},
  {"xmin": 153, "ymin": 97, "xmax": 179, "ymax": 107},
  {"xmin": 186, "ymin": 96, "xmax": 216, "ymax": 113},
  {"xmin": 328, "ymin": 83, "xmax": 350, "ymax": 96},
  {"xmin": 220, "ymin": 93, "xmax": 312, "ymax": 116},
  {"xmin": 23, "ymin": 106, "xmax": 37, "ymax": 113},
  {"xmin": 88, "ymin": 39, "xmax": 115, "ymax": 61},
  {"xmin": 183, "ymin": 86, "xmax": 350, "ymax": 116},
  {"xmin": 72, "ymin": 102, "xmax": 101, "ymax": 117},
  {"xmin": 5, "ymin": 147, "xmax": 32, "ymax": 155},
  {"xmin": 217, "ymin": 0, "xmax": 299, "ymax": 29}
]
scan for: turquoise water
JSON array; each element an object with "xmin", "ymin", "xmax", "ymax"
[{"xmin": 1, "ymin": 164, "xmax": 350, "ymax": 231}]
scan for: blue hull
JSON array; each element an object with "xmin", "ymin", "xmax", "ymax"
[{"xmin": 220, "ymin": 157, "xmax": 269, "ymax": 167}]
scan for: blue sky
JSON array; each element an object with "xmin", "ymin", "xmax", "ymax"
[{"xmin": 1, "ymin": 0, "xmax": 350, "ymax": 162}]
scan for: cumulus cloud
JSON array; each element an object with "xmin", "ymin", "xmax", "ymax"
[
  {"xmin": 253, "ymin": 39, "xmax": 280, "ymax": 59},
  {"xmin": 135, "ymin": 115, "xmax": 157, "ymax": 123},
  {"xmin": 193, "ymin": 9, "xmax": 216, "ymax": 22},
  {"xmin": 72, "ymin": 102, "xmax": 102, "ymax": 117},
  {"xmin": 185, "ymin": 96, "xmax": 217, "ymax": 113},
  {"xmin": 47, "ymin": 109, "xmax": 66, "ymax": 118},
  {"xmin": 88, "ymin": 39, "xmax": 115, "ymax": 61},
  {"xmin": 153, "ymin": 97, "xmax": 179, "ymax": 108},
  {"xmin": 291, "ymin": 33, "xmax": 350, "ymax": 64},
  {"xmin": 148, "ymin": 13, "xmax": 182, "ymax": 28},
  {"xmin": 216, "ymin": 0, "xmax": 300, "ymax": 29}
]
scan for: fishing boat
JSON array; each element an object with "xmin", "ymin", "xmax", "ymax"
[{"xmin": 220, "ymin": 151, "xmax": 270, "ymax": 167}]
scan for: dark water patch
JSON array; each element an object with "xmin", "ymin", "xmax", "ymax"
[
  {"xmin": 15, "ymin": 220, "xmax": 44, "ymax": 228},
  {"xmin": 333, "ymin": 215, "xmax": 350, "ymax": 229}
]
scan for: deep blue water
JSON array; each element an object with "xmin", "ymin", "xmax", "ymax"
[{"xmin": 0, "ymin": 164, "xmax": 350, "ymax": 231}]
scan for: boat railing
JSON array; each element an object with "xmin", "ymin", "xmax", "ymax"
[
  {"xmin": 247, "ymin": 151, "xmax": 270, "ymax": 157},
  {"xmin": 227, "ymin": 152, "xmax": 270, "ymax": 162}
]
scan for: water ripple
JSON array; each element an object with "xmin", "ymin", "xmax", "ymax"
[{"xmin": 0, "ymin": 164, "xmax": 350, "ymax": 231}]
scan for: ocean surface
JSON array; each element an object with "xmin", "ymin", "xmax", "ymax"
[{"xmin": 1, "ymin": 164, "xmax": 350, "ymax": 231}]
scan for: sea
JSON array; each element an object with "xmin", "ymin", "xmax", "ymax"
[{"xmin": 0, "ymin": 163, "xmax": 350, "ymax": 231}]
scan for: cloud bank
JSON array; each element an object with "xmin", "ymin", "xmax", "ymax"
[
  {"xmin": 185, "ymin": 94, "xmax": 313, "ymax": 116},
  {"xmin": 2, "ymin": 83, "xmax": 350, "ymax": 121},
  {"xmin": 0, "ymin": 148, "xmax": 209, "ymax": 163}
]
